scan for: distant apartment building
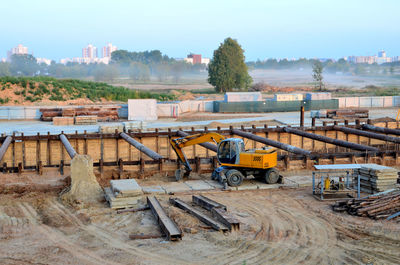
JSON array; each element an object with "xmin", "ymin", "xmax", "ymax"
[
  {"xmin": 6, "ymin": 44, "xmax": 29, "ymax": 61},
  {"xmin": 36, "ymin": 57, "xmax": 52, "ymax": 65},
  {"xmin": 184, "ymin": 54, "xmax": 210, "ymax": 65},
  {"xmin": 102, "ymin": 43, "xmax": 117, "ymax": 58},
  {"xmin": 82, "ymin": 44, "xmax": 98, "ymax": 59},
  {"xmin": 346, "ymin": 50, "xmax": 399, "ymax": 64},
  {"xmin": 61, "ymin": 43, "xmax": 116, "ymax": 65}
]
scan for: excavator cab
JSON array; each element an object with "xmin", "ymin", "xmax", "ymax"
[{"xmin": 217, "ymin": 139, "xmax": 245, "ymax": 165}]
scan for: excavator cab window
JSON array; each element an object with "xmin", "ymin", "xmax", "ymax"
[{"xmin": 218, "ymin": 140, "xmax": 239, "ymax": 164}]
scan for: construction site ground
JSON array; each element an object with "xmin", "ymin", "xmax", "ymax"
[{"xmin": 1, "ymin": 172, "xmax": 400, "ymax": 265}]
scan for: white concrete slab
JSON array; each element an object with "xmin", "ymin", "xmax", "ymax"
[
  {"xmin": 110, "ymin": 179, "xmax": 143, "ymax": 197},
  {"xmin": 161, "ymin": 182, "xmax": 192, "ymax": 194},
  {"xmin": 141, "ymin": 185, "xmax": 166, "ymax": 194},
  {"xmin": 234, "ymin": 182, "xmax": 259, "ymax": 191},
  {"xmin": 204, "ymin": 180, "xmax": 224, "ymax": 189},
  {"xmin": 184, "ymin": 180, "xmax": 215, "ymax": 191}
]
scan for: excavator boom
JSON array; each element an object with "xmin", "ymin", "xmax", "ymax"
[{"xmin": 170, "ymin": 132, "xmax": 226, "ymax": 174}]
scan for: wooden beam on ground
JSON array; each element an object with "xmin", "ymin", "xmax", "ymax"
[
  {"xmin": 283, "ymin": 127, "xmax": 378, "ymax": 152},
  {"xmin": 120, "ymin": 132, "xmax": 163, "ymax": 160},
  {"xmin": 0, "ymin": 136, "xmax": 12, "ymax": 162},
  {"xmin": 334, "ymin": 126, "xmax": 400, "ymax": 144},
  {"xmin": 231, "ymin": 129, "xmax": 312, "ymax": 156},
  {"xmin": 59, "ymin": 134, "xmax": 77, "ymax": 159}
]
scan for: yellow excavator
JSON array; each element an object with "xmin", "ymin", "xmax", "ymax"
[{"xmin": 170, "ymin": 132, "xmax": 281, "ymax": 187}]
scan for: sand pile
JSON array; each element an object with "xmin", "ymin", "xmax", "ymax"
[{"xmin": 61, "ymin": 155, "xmax": 103, "ymax": 205}]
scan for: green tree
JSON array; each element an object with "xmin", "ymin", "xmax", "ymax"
[
  {"xmin": 93, "ymin": 65, "xmax": 119, "ymax": 81},
  {"xmin": 208, "ymin": 37, "xmax": 252, "ymax": 93},
  {"xmin": 129, "ymin": 62, "xmax": 150, "ymax": 81},
  {"xmin": 0, "ymin": 62, "xmax": 11, "ymax": 76},
  {"xmin": 312, "ymin": 61, "xmax": 324, "ymax": 91},
  {"xmin": 10, "ymin": 54, "xmax": 38, "ymax": 76},
  {"xmin": 390, "ymin": 66, "xmax": 395, "ymax": 75},
  {"xmin": 171, "ymin": 61, "xmax": 187, "ymax": 83}
]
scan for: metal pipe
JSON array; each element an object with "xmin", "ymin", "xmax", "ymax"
[
  {"xmin": 59, "ymin": 134, "xmax": 77, "ymax": 159},
  {"xmin": 0, "ymin": 136, "xmax": 12, "ymax": 162},
  {"xmin": 120, "ymin": 132, "xmax": 163, "ymax": 160},
  {"xmin": 362, "ymin": 124, "xmax": 400, "ymax": 136},
  {"xmin": 231, "ymin": 129, "xmax": 312, "ymax": 156},
  {"xmin": 177, "ymin": 131, "xmax": 217, "ymax": 152},
  {"xmin": 334, "ymin": 126, "xmax": 400, "ymax": 144},
  {"xmin": 283, "ymin": 127, "xmax": 378, "ymax": 152}
]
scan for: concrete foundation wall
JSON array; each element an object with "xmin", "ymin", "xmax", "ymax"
[{"xmin": 1, "ymin": 121, "xmax": 398, "ymax": 172}]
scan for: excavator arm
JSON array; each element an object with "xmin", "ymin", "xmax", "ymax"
[{"xmin": 170, "ymin": 132, "xmax": 226, "ymax": 178}]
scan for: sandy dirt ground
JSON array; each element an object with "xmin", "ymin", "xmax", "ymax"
[{"xmin": 0, "ymin": 186, "xmax": 399, "ymax": 265}]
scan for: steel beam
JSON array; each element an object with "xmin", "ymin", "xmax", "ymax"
[
  {"xmin": 120, "ymin": 132, "xmax": 163, "ymax": 160},
  {"xmin": 334, "ymin": 126, "xmax": 400, "ymax": 144},
  {"xmin": 231, "ymin": 129, "xmax": 312, "ymax": 156},
  {"xmin": 169, "ymin": 198, "xmax": 228, "ymax": 232},
  {"xmin": 283, "ymin": 127, "xmax": 378, "ymax": 152},
  {"xmin": 177, "ymin": 131, "xmax": 217, "ymax": 152},
  {"xmin": 362, "ymin": 124, "xmax": 400, "ymax": 136},
  {"xmin": 59, "ymin": 134, "xmax": 77, "ymax": 159},
  {"xmin": 147, "ymin": 196, "xmax": 182, "ymax": 241},
  {"xmin": 192, "ymin": 195, "xmax": 227, "ymax": 211},
  {"xmin": 0, "ymin": 136, "xmax": 12, "ymax": 162}
]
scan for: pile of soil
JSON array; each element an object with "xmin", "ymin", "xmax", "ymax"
[{"xmin": 61, "ymin": 155, "xmax": 103, "ymax": 206}]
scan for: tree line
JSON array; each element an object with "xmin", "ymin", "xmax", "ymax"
[
  {"xmin": 0, "ymin": 50, "xmax": 207, "ymax": 83},
  {"xmin": 247, "ymin": 58, "xmax": 398, "ymax": 76}
]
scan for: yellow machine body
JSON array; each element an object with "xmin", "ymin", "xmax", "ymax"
[
  {"xmin": 221, "ymin": 150, "xmax": 277, "ymax": 169},
  {"xmin": 324, "ymin": 177, "xmax": 331, "ymax": 190}
]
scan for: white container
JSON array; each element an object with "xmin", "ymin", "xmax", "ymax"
[
  {"xmin": 128, "ymin": 99, "xmax": 157, "ymax": 121},
  {"xmin": 224, "ymin": 92, "xmax": 263, "ymax": 102}
]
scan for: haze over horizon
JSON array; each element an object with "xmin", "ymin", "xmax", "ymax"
[{"xmin": 1, "ymin": 0, "xmax": 399, "ymax": 61}]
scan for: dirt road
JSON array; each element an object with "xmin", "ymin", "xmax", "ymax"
[{"xmin": 0, "ymin": 189, "xmax": 399, "ymax": 265}]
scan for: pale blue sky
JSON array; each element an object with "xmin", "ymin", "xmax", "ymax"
[{"xmin": 0, "ymin": 0, "xmax": 399, "ymax": 61}]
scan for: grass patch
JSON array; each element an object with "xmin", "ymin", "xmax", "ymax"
[{"xmin": 0, "ymin": 76, "xmax": 177, "ymax": 102}]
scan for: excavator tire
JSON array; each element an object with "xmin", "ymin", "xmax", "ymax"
[
  {"xmin": 264, "ymin": 168, "xmax": 280, "ymax": 184},
  {"xmin": 225, "ymin": 169, "xmax": 244, "ymax": 187}
]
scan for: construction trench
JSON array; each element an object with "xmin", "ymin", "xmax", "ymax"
[
  {"xmin": 1, "ymin": 118, "xmax": 400, "ymax": 177},
  {"xmin": 1, "ymin": 117, "xmax": 400, "ymax": 264}
]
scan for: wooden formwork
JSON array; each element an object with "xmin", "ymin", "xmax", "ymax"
[{"xmin": 1, "ymin": 120, "xmax": 400, "ymax": 176}]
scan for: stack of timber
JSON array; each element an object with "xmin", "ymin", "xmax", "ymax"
[
  {"xmin": 354, "ymin": 164, "xmax": 399, "ymax": 193},
  {"xmin": 75, "ymin": 115, "xmax": 98, "ymax": 125},
  {"xmin": 104, "ymin": 179, "xmax": 143, "ymax": 209},
  {"xmin": 40, "ymin": 108, "xmax": 62, "ymax": 121},
  {"xmin": 332, "ymin": 189, "xmax": 400, "ymax": 221},
  {"xmin": 326, "ymin": 109, "xmax": 369, "ymax": 119},
  {"xmin": 40, "ymin": 106, "xmax": 120, "ymax": 122},
  {"xmin": 53, "ymin": 117, "xmax": 74, "ymax": 126}
]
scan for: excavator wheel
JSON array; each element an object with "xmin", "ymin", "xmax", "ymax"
[
  {"xmin": 225, "ymin": 169, "xmax": 244, "ymax": 187},
  {"xmin": 264, "ymin": 168, "xmax": 280, "ymax": 184}
]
